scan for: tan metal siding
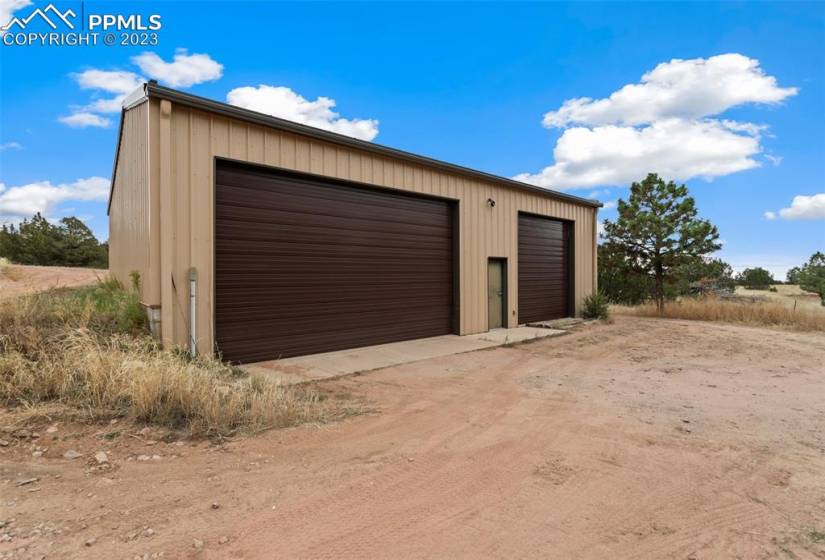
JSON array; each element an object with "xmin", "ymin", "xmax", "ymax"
[
  {"xmin": 145, "ymin": 103, "xmax": 598, "ymax": 354},
  {"xmin": 108, "ymin": 101, "xmax": 151, "ymax": 298}
]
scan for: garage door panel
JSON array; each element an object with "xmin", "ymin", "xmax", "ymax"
[
  {"xmin": 215, "ymin": 246, "xmax": 452, "ymax": 265},
  {"xmin": 217, "ymin": 297, "xmax": 452, "ymax": 323},
  {"xmin": 215, "ymin": 287, "xmax": 451, "ymax": 311},
  {"xmin": 215, "ymin": 285, "xmax": 451, "ymax": 309},
  {"xmin": 218, "ymin": 177, "xmax": 450, "ymax": 226},
  {"xmin": 518, "ymin": 214, "xmax": 570, "ymax": 324},
  {"xmin": 219, "ymin": 169, "xmax": 449, "ymax": 216},
  {"xmin": 214, "ymin": 269, "xmax": 453, "ymax": 287},
  {"xmin": 218, "ymin": 186, "xmax": 452, "ymax": 225},
  {"xmin": 217, "ymin": 314, "xmax": 451, "ymax": 362},
  {"xmin": 215, "ymin": 208, "xmax": 452, "ymax": 232},
  {"xmin": 215, "ymin": 220, "xmax": 450, "ymax": 245},
  {"xmin": 216, "ymin": 195, "xmax": 452, "ymax": 234},
  {"xmin": 218, "ymin": 306, "xmax": 451, "ymax": 337},
  {"xmin": 216, "ymin": 230, "xmax": 450, "ymax": 254},
  {"xmin": 215, "ymin": 161, "xmax": 454, "ymax": 362},
  {"xmin": 216, "ymin": 265, "xmax": 452, "ymax": 281},
  {"xmin": 219, "ymin": 323, "xmax": 449, "ymax": 363}
]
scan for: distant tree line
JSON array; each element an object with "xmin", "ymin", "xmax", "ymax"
[
  {"xmin": 596, "ymin": 173, "xmax": 824, "ymax": 309},
  {"xmin": 0, "ymin": 213, "xmax": 108, "ymax": 268}
]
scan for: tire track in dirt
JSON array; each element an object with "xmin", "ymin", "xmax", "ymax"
[
  {"xmin": 212, "ymin": 320, "xmax": 825, "ymax": 558},
  {"xmin": 5, "ymin": 317, "xmax": 824, "ymax": 559},
  {"xmin": 224, "ymin": 351, "xmax": 561, "ymax": 558}
]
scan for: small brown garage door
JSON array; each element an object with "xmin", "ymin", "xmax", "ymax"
[
  {"xmin": 215, "ymin": 161, "xmax": 454, "ymax": 363},
  {"xmin": 518, "ymin": 213, "xmax": 570, "ymax": 324}
]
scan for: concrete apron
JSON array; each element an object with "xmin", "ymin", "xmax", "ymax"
[{"xmin": 243, "ymin": 326, "xmax": 566, "ymax": 385}]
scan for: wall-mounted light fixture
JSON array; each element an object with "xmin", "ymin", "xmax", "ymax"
[{"xmin": 486, "ymin": 198, "xmax": 496, "ymax": 208}]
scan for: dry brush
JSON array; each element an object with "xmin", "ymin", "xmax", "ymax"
[{"xmin": 0, "ymin": 280, "xmax": 356, "ymax": 436}]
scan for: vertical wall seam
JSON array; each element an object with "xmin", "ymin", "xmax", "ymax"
[{"xmin": 158, "ymin": 99, "xmax": 174, "ymax": 344}]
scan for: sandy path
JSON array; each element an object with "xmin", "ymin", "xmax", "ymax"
[
  {"xmin": 0, "ymin": 265, "xmax": 106, "ymax": 299},
  {"xmin": 1, "ymin": 317, "xmax": 824, "ymax": 559}
]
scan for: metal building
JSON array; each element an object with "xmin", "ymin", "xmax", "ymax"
[{"xmin": 109, "ymin": 82, "xmax": 601, "ymax": 363}]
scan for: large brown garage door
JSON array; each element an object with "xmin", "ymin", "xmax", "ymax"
[
  {"xmin": 518, "ymin": 213, "xmax": 571, "ymax": 324},
  {"xmin": 215, "ymin": 161, "xmax": 454, "ymax": 363}
]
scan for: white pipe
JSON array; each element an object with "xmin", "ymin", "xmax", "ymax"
[{"xmin": 189, "ymin": 267, "xmax": 197, "ymax": 357}]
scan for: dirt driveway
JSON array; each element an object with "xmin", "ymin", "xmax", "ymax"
[
  {"xmin": 2, "ymin": 317, "xmax": 824, "ymax": 559},
  {"xmin": 0, "ymin": 265, "xmax": 106, "ymax": 300}
]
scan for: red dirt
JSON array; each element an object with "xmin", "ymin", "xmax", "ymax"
[
  {"xmin": 0, "ymin": 265, "xmax": 106, "ymax": 299},
  {"xmin": 2, "ymin": 317, "xmax": 824, "ymax": 559}
]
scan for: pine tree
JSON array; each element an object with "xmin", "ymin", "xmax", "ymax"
[{"xmin": 603, "ymin": 173, "xmax": 721, "ymax": 313}]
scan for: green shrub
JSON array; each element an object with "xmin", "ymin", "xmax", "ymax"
[
  {"xmin": 736, "ymin": 267, "xmax": 774, "ymax": 290},
  {"xmin": 582, "ymin": 292, "xmax": 610, "ymax": 320}
]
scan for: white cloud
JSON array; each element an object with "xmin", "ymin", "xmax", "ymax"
[
  {"xmin": 517, "ymin": 54, "xmax": 796, "ymax": 190},
  {"xmin": 602, "ymin": 200, "xmax": 617, "ymax": 210},
  {"xmin": 0, "ymin": 176, "xmax": 110, "ymax": 225},
  {"xmin": 61, "ymin": 50, "xmax": 222, "ymax": 128},
  {"xmin": 0, "ymin": 141, "xmax": 22, "ymax": 150},
  {"xmin": 132, "ymin": 49, "xmax": 223, "ymax": 88},
  {"xmin": 544, "ymin": 54, "xmax": 797, "ymax": 128},
  {"xmin": 58, "ymin": 112, "xmax": 112, "ymax": 128},
  {"xmin": 0, "ymin": 0, "xmax": 31, "ymax": 33},
  {"xmin": 73, "ymin": 69, "xmax": 143, "ymax": 95},
  {"xmin": 227, "ymin": 85, "xmax": 379, "ymax": 141},
  {"xmin": 765, "ymin": 193, "xmax": 825, "ymax": 221},
  {"xmin": 514, "ymin": 118, "xmax": 761, "ymax": 189},
  {"xmin": 69, "ymin": 69, "xmax": 144, "ymax": 114},
  {"xmin": 60, "ymin": 69, "xmax": 141, "ymax": 125},
  {"xmin": 765, "ymin": 154, "xmax": 783, "ymax": 166},
  {"xmin": 83, "ymin": 96, "xmax": 130, "ymax": 114}
]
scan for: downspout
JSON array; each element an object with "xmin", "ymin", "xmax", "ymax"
[{"xmin": 189, "ymin": 267, "xmax": 197, "ymax": 357}]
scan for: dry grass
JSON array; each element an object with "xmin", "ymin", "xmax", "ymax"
[
  {"xmin": 0, "ymin": 281, "xmax": 357, "ymax": 436},
  {"xmin": 1, "ymin": 261, "xmax": 25, "ymax": 282},
  {"xmin": 615, "ymin": 296, "xmax": 825, "ymax": 332},
  {"xmin": 735, "ymin": 284, "xmax": 823, "ymax": 313}
]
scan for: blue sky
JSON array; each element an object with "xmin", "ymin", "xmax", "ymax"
[{"xmin": 1, "ymin": 1, "xmax": 823, "ymax": 278}]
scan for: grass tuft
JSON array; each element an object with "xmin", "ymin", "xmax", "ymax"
[
  {"xmin": 0, "ymin": 280, "xmax": 355, "ymax": 436},
  {"xmin": 808, "ymin": 529, "xmax": 825, "ymax": 544},
  {"xmin": 614, "ymin": 296, "xmax": 825, "ymax": 332},
  {"xmin": 1, "ymin": 260, "xmax": 25, "ymax": 281}
]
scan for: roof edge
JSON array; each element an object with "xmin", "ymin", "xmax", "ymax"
[{"xmin": 144, "ymin": 82, "xmax": 602, "ymax": 209}]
